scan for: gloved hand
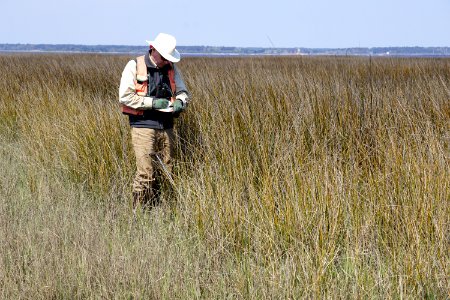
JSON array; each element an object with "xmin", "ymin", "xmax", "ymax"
[
  {"xmin": 152, "ymin": 98, "xmax": 170, "ymax": 109},
  {"xmin": 172, "ymin": 99, "xmax": 184, "ymax": 113}
]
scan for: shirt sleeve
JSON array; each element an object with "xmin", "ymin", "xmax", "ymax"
[
  {"xmin": 173, "ymin": 65, "xmax": 191, "ymax": 107},
  {"xmin": 118, "ymin": 60, "xmax": 153, "ymax": 109}
]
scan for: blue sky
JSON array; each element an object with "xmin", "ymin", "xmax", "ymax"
[{"xmin": 1, "ymin": 0, "xmax": 449, "ymax": 48}]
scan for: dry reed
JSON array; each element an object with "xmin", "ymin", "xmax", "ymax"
[{"xmin": 0, "ymin": 53, "xmax": 448, "ymax": 298}]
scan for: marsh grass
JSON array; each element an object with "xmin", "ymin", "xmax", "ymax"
[{"xmin": 0, "ymin": 54, "xmax": 448, "ymax": 298}]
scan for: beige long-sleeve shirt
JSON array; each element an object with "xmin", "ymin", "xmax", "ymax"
[{"xmin": 119, "ymin": 59, "xmax": 190, "ymax": 110}]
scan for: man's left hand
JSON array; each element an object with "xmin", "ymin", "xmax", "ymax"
[{"xmin": 173, "ymin": 99, "xmax": 184, "ymax": 113}]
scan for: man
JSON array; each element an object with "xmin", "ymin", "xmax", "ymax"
[{"xmin": 119, "ymin": 33, "xmax": 190, "ymax": 210}]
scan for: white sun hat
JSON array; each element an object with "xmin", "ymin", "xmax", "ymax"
[{"xmin": 146, "ymin": 33, "xmax": 181, "ymax": 63}]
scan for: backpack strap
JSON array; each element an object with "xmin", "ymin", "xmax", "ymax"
[
  {"xmin": 121, "ymin": 56, "xmax": 147, "ymax": 115},
  {"xmin": 136, "ymin": 55, "xmax": 147, "ymax": 82},
  {"xmin": 167, "ymin": 63, "xmax": 176, "ymax": 100}
]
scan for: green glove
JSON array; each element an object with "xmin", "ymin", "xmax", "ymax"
[
  {"xmin": 152, "ymin": 98, "xmax": 170, "ymax": 109},
  {"xmin": 173, "ymin": 99, "xmax": 184, "ymax": 113}
]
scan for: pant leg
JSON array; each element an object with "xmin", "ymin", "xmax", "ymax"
[
  {"xmin": 131, "ymin": 127, "xmax": 156, "ymax": 193},
  {"xmin": 159, "ymin": 128, "xmax": 175, "ymax": 176}
]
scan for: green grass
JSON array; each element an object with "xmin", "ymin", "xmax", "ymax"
[{"xmin": 0, "ymin": 54, "xmax": 448, "ymax": 298}]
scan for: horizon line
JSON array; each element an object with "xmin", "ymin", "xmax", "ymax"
[{"xmin": 1, "ymin": 43, "xmax": 450, "ymax": 49}]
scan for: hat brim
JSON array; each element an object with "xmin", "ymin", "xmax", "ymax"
[{"xmin": 146, "ymin": 40, "xmax": 181, "ymax": 63}]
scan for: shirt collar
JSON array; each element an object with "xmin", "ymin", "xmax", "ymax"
[{"xmin": 145, "ymin": 51, "xmax": 158, "ymax": 69}]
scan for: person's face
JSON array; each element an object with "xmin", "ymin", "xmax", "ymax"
[{"xmin": 151, "ymin": 49, "xmax": 170, "ymax": 68}]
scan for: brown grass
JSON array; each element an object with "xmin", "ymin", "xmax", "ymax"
[{"xmin": 0, "ymin": 53, "xmax": 448, "ymax": 298}]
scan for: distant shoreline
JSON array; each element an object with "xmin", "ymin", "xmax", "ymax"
[
  {"xmin": 1, "ymin": 44, "xmax": 449, "ymax": 57},
  {"xmin": 1, "ymin": 50, "xmax": 449, "ymax": 58},
  {"xmin": 0, "ymin": 44, "xmax": 450, "ymax": 57}
]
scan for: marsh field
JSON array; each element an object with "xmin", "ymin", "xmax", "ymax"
[{"xmin": 0, "ymin": 53, "xmax": 448, "ymax": 299}]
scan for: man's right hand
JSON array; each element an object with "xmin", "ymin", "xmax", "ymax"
[{"xmin": 152, "ymin": 98, "xmax": 170, "ymax": 109}]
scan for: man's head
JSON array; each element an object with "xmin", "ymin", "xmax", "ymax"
[
  {"xmin": 149, "ymin": 46, "xmax": 171, "ymax": 69},
  {"xmin": 146, "ymin": 33, "xmax": 180, "ymax": 68}
]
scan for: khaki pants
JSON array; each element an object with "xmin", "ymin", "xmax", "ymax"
[{"xmin": 131, "ymin": 127, "xmax": 174, "ymax": 195}]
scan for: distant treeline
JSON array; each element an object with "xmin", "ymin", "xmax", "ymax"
[{"xmin": 1, "ymin": 43, "xmax": 449, "ymax": 56}]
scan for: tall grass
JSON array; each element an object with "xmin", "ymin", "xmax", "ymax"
[{"xmin": 0, "ymin": 53, "xmax": 448, "ymax": 298}]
